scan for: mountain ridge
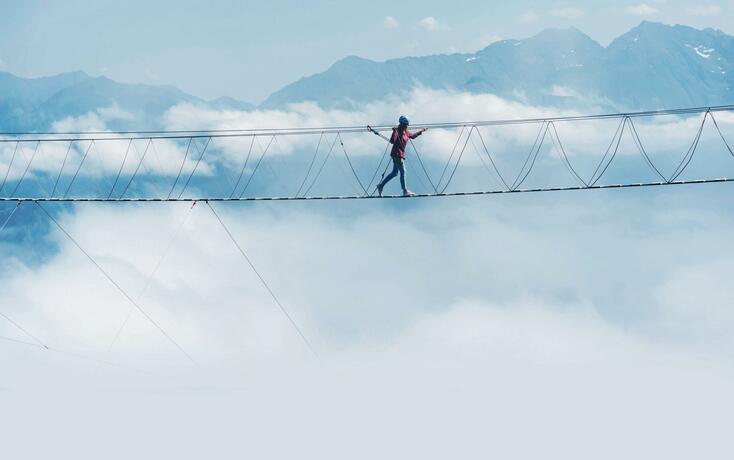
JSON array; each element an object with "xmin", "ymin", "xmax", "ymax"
[
  {"xmin": 263, "ymin": 21, "xmax": 734, "ymax": 111},
  {"xmin": 0, "ymin": 71, "xmax": 253, "ymax": 132},
  {"xmin": 1, "ymin": 21, "xmax": 733, "ymax": 132}
]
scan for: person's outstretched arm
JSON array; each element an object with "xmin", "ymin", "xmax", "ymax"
[{"xmin": 409, "ymin": 128, "xmax": 428, "ymax": 139}]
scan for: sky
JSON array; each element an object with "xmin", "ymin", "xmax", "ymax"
[
  {"xmin": 1, "ymin": 0, "xmax": 733, "ymax": 102},
  {"xmin": 2, "ymin": 2, "xmax": 734, "ymax": 458}
]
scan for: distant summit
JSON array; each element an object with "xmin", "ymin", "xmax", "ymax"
[
  {"xmin": 262, "ymin": 21, "xmax": 734, "ymax": 111},
  {"xmin": 0, "ymin": 71, "xmax": 253, "ymax": 132}
]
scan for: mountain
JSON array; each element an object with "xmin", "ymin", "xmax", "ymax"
[
  {"xmin": 262, "ymin": 22, "xmax": 734, "ymax": 111},
  {"xmin": 0, "ymin": 71, "xmax": 253, "ymax": 132},
  {"xmin": 1, "ymin": 21, "xmax": 732, "ymax": 131}
]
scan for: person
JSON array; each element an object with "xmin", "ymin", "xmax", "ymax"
[{"xmin": 376, "ymin": 116, "xmax": 427, "ymax": 197}]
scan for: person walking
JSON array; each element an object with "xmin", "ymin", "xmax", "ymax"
[{"xmin": 375, "ymin": 116, "xmax": 427, "ymax": 196}]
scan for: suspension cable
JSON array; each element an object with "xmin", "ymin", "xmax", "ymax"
[
  {"xmin": 4, "ymin": 104, "xmax": 734, "ymax": 142},
  {"xmin": 35, "ymin": 201, "xmax": 200, "ymax": 368},
  {"xmin": 168, "ymin": 138, "xmax": 193, "ymax": 199},
  {"xmin": 106, "ymin": 201, "xmax": 198, "ymax": 352},
  {"xmin": 0, "ymin": 142, "xmax": 20, "ymax": 196},
  {"xmin": 178, "ymin": 137, "xmax": 212, "ymax": 199},
  {"xmin": 205, "ymin": 201, "xmax": 319, "ymax": 359}
]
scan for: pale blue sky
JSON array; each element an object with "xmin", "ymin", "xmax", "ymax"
[{"xmin": 0, "ymin": 0, "xmax": 731, "ymax": 102}]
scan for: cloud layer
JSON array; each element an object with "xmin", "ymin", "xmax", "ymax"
[{"xmin": 2, "ymin": 91, "xmax": 734, "ymax": 459}]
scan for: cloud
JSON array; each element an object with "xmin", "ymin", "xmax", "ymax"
[
  {"xmin": 684, "ymin": 4, "xmax": 721, "ymax": 16},
  {"xmin": 518, "ymin": 11, "xmax": 539, "ymax": 23},
  {"xmin": 475, "ymin": 34, "xmax": 502, "ymax": 49},
  {"xmin": 2, "ymin": 90, "xmax": 734, "ymax": 456},
  {"xmin": 144, "ymin": 69, "xmax": 159, "ymax": 81},
  {"xmin": 624, "ymin": 3, "xmax": 660, "ymax": 15},
  {"xmin": 418, "ymin": 16, "xmax": 449, "ymax": 31},
  {"xmin": 382, "ymin": 16, "xmax": 399, "ymax": 29},
  {"xmin": 551, "ymin": 7, "xmax": 585, "ymax": 19},
  {"xmin": 2, "ymin": 185, "xmax": 734, "ymax": 458}
]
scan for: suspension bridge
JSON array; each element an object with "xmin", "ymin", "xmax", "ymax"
[{"xmin": 0, "ymin": 104, "xmax": 732, "ymax": 203}]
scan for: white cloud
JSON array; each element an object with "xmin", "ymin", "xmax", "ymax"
[
  {"xmin": 549, "ymin": 85, "xmax": 580, "ymax": 98},
  {"xmin": 3, "ymin": 189, "xmax": 734, "ymax": 458},
  {"xmin": 476, "ymin": 34, "xmax": 502, "ymax": 49},
  {"xmin": 625, "ymin": 3, "xmax": 660, "ymax": 15},
  {"xmin": 382, "ymin": 16, "xmax": 399, "ymax": 29},
  {"xmin": 518, "ymin": 11, "xmax": 539, "ymax": 23},
  {"xmin": 684, "ymin": 4, "xmax": 721, "ymax": 16},
  {"xmin": 144, "ymin": 69, "xmax": 159, "ymax": 81},
  {"xmin": 418, "ymin": 16, "xmax": 448, "ymax": 31},
  {"xmin": 551, "ymin": 7, "xmax": 585, "ymax": 19}
]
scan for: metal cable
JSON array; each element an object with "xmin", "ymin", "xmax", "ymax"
[
  {"xmin": 168, "ymin": 138, "xmax": 193, "ymax": 199},
  {"xmin": 0, "ymin": 310, "xmax": 48, "ymax": 349},
  {"xmin": 119, "ymin": 138, "xmax": 152, "ymax": 198},
  {"xmin": 63, "ymin": 140, "xmax": 95, "ymax": 198},
  {"xmin": 670, "ymin": 111, "xmax": 708, "ymax": 182},
  {"xmin": 437, "ymin": 126, "xmax": 467, "ymax": 190},
  {"xmin": 302, "ymin": 134, "xmax": 340, "ymax": 197},
  {"xmin": 337, "ymin": 133, "xmax": 368, "ymax": 196},
  {"xmin": 205, "ymin": 202, "xmax": 319, "ymax": 359},
  {"xmin": 467, "ymin": 132, "xmax": 504, "ymax": 190},
  {"xmin": 474, "ymin": 127, "xmax": 512, "ymax": 190},
  {"xmin": 229, "ymin": 136, "xmax": 257, "ymax": 198},
  {"xmin": 440, "ymin": 126, "xmax": 476, "ymax": 193},
  {"xmin": 547, "ymin": 122, "xmax": 588, "ymax": 187},
  {"xmin": 627, "ymin": 118, "xmax": 668, "ymax": 182},
  {"xmin": 106, "ymin": 201, "xmax": 198, "ymax": 352},
  {"xmin": 710, "ymin": 112, "xmax": 734, "ymax": 158},
  {"xmin": 409, "ymin": 139, "xmax": 438, "ymax": 193},
  {"xmin": 177, "ymin": 136, "xmax": 212, "ymax": 199},
  {"xmin": 4, "ymin": 104, "xmax": 734, "ymax": 142},
  {"xmin": 239, "ymin": 135, "xmax": 275, "ymax": 198},
  {"xmin": 8, "ymin": 141, "xmax": 41, "ymax": 197},
  {"xmin": 0, "ymin": 201, "xmax": 21, "ymax": 234},
  {"xmin": 588, "ymin": 117, "xmax": 627, "ymax": 186},
  {"xmin": 107, "ymin": 139, "xmax": 133, "ymax": 199},
  {"xmin": 0, "ymin": 142, "xmax": 20, "ymax": 196},
  {"xmin": 35, "ymin": 201, "xmax": 200, "ymax": 368},
  {"xmin": 365, "ymin": 140, "xmax": 391, "ymax": 194},
  {"xmin": 0, "ymin": 177, "xmax": 727, "ymax": 203},
  {"xmin": 511, "ymin": 122, "xmax": 548, "ymax": 190},
  {"xmin": 295, "ymin": 132, "xmax": 324, "ymax": 198}
]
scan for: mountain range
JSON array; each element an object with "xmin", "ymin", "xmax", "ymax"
[
  {"xmin": 1, "ymin": 21, "xmax": 732, "ymax": 132},
  {"xmin": 264, "ymin": 21, "xmax": 734, "ymax": 111},
  {"xmin": 0, "ymin": 71, "xmax": 254, "ymax": 132}
]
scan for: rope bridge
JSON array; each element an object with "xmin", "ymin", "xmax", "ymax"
[{"xmin": 0, "ymin": 104, "xmax": 732, "ymax": 202}]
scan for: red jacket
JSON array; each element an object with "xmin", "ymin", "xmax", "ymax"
[{"xmin": 390, "ymin": 127, "xmax": 424, "ymax": 159}]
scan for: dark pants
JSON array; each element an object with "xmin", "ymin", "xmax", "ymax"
[{"xmin": 379, "ymin": 156, "xmax": 406, "ymax": 191}]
